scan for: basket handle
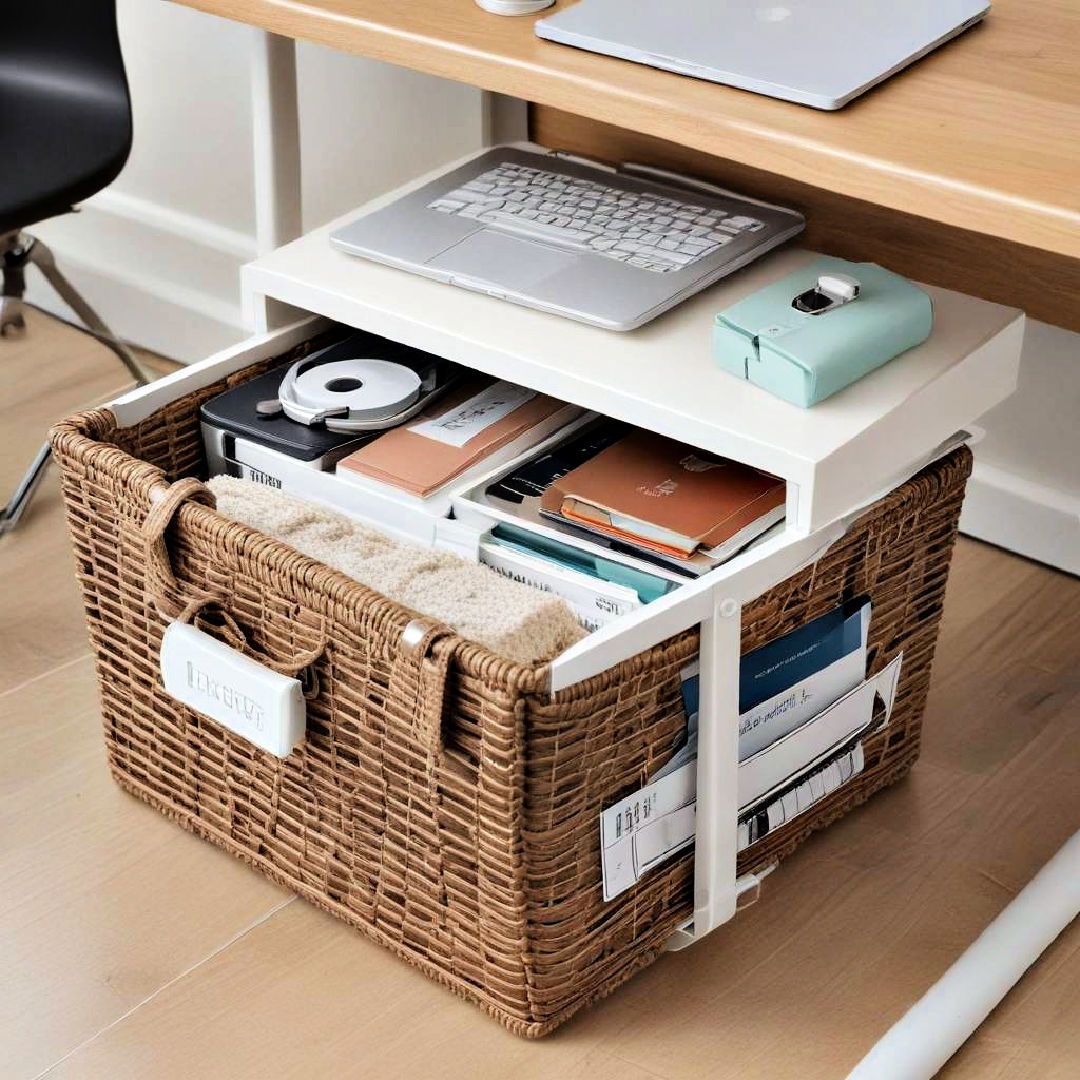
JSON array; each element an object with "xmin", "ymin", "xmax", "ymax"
[
  {"xmin": 394, "ymin": 619, "xmax": 456, "ymax": 755},
  {"xmin": 142, "ymin": 477, "xmax": 327, "ymax": 682},
  {"xmin": 143, "ymin": 478, "xmax": 453, "ymax": 750}
]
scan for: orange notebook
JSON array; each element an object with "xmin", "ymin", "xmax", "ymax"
[
  {"xmin": 540, "ymin": 430, "xmax": 785, "ymax": 559},
  {"xmin": 338, "ymin": 376, "xmax": 576, "ymax": 498}
]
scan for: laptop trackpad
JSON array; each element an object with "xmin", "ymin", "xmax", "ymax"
[{"xmin": 426, "ymin": 230, "xmax": 578, "ymax": 291}]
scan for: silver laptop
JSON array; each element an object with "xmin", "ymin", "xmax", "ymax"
[
  {"xmin": 535, "ymin": 0, "xmax": 990, "ymax": 110},
  {"xmin": 329, "ymin": 146, "xmax": 804, "ymax": 332}
]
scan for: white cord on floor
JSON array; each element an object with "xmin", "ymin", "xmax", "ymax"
[{"xmin": 846, "ymin": 829, "xmax": 1080, "ymax": 1080}]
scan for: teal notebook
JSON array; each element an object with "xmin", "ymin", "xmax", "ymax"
[{"xmin": 488, "ymin": 524, "xmax": 674, "ymax": 605}]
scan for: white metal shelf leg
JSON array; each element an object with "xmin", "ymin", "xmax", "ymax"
[
  {"xmin": 668, "ymin": 593, "xmax": 743, "ymax": 949},
  {"xmin": 693, "ymin": 593, "xmax": 743, "ymax": 937},
  {"xmin": 250, "ymin": 29, "xmax": 301, "ymax": 257}
]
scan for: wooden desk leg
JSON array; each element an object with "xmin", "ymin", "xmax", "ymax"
[{"xmin": 250, "ymin": 29, "xmax": 302, "ymax": 255}]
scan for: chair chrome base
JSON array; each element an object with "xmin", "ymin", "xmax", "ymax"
[
  {"xmin": 0, "ymin": 442, "xmax": 51, "ymax": 537},
  {"xmin": 1, "ymin": 228, "xmax": 151, "ymax": 534},
  {"xmin": 0, "ymin": 293, "xmax": 27, "ymax": 337}
]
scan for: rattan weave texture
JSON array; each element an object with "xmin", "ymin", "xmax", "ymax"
[{"xmin": 50, "ymin": 339, "xmax": 971, "ymax": 1037}]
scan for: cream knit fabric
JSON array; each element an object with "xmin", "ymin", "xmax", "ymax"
[{"xmin": 207, "ymin": 476, "xmax": 585, "ymax": 664}]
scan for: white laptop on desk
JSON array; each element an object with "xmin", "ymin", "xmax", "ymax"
[{"xmin": 535, "ymin": 0, "xmax": 990, "ymax": 110}]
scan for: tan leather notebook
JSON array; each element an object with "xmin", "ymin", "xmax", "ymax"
[
  {"xmin": 540, "ymin": 430, "xmax": 785, "ymax": 558},
  {"xmin": 337, "ymin": 377, "xmax": 574, "ymax": 497}
]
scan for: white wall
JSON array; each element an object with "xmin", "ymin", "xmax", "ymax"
[
  {"xmin": 27, "ymin": 1, "xmax": 485, "ymax": 359},
  {"xmin": 961, "ymin": 320, "xmax": 1080, "ymax": 575}
]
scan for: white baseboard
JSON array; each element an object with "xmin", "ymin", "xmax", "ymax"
[
  {"xmin": 27, "ymin": 249, "xmax": 246, "ymax": 362},
  {"xmin": 24, "ymin": 190, "xmax": 251, "ymax": 361},
  {"xmin": 961, "ymin": 462, "xmax": 1080, "ymax": 576},
  {"xmin": 89, "ymin": 189, "xmax": 257, "ymax": 262}
]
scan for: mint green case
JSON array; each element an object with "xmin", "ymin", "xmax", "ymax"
[{"xmin": 713, "ymin": 256, "xmax": 933, "ymax": 407}]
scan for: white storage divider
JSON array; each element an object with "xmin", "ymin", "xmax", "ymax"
[
  {"xmin": 107, "ymin": 318, "xmax": 330, "ymax": 429},
  {"xmin": 691, "ymin": 591, "xmax": 743, "ymax": 943}
]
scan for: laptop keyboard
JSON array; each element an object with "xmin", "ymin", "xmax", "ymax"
[{"xmin": 428, "ymin": 161, "xmax": 766, "ymax": 274}]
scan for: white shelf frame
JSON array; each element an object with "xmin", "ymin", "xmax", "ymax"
[
  {"xmin": 228, "ymin": 47, "xmax": 1026, "ymax": 948},
  {"xmin": 238, "ymin": 144, "xmax": 1024, "ymax": 541},
  {"xmin": 249, "ymin": 30, "xmax": 302, "ymax": 255},
  {"xmin": 237, "ymin": 229, "xmax": 1022, "ymax": 948}
]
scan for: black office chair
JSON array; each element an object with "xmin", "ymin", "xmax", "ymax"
[{"xmin": 1, "ymin": 0, "xmax": 149, "ymax": 534}]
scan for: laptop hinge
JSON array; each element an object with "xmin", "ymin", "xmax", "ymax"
[{"xmin": 547, "ymin": 148, "xmax": 619, "ymax": 172}]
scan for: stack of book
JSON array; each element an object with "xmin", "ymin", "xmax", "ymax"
[
  {"xmin": 538, "ymin": 428, "xmax": 786, "ymax": 565},
  {"xmin": 464, "ymin": 419, "xmax": 788, "ymax": 630}
]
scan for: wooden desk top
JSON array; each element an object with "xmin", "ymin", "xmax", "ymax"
[{"xmin": 179, "ymin": 0, "xmax": 1079, "ymax": 259}]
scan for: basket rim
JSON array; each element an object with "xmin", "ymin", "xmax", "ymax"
[
  {"xmin": 50, "ymin": 403, "xmax": 973, "ymax": 701},
  {"xmin": 50, "ymin": 406, "xmax": 555, "ymax": 695}
]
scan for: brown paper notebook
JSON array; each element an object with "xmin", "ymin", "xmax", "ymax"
[
  {"xmin": 540, "ymin": 430, "xmax": 786, "ymax": 559},
  {"xmin": 337, "ymin": 376, "xmax": 578, "ymax": 497}
]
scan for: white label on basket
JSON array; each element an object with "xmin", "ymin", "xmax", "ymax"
[
  {"xmin": 600, "ymin": 762, "xmax": 697, "ymax": 902},
  {"xmin": 159, "ymin": 622, "xmax": 306, "ymax": 758}
]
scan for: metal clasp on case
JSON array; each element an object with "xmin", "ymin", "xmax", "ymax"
[{"xmin": 792, "ymin": 273, "xmax": 861, "ymax": 315}]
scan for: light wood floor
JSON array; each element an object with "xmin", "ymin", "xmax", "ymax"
[{"xmin": 2, "ymin": 311, "xmax": 1078, "ymax": 1079}]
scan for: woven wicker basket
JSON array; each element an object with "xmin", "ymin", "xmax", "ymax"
[{"xmin": 50, "ymin": 336, "xmax": 972, "ymax": 1037}]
